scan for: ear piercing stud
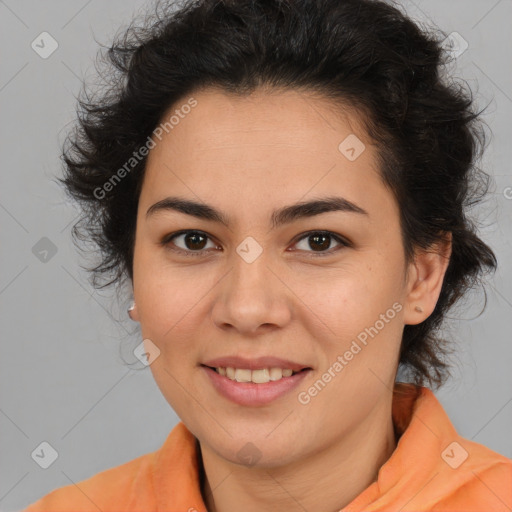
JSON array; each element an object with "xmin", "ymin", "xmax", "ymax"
[
  {"xmin": 128, "ymin": 302, "xmax": 136, "ymax": 320},
  {"xmin": 414, "ymin": 305, "xmax": 423, "ymax": 313}
]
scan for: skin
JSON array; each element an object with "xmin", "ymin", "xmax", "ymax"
[{"xmin": 130, "ymin": 87, "xmax": 451, "ymax": 512}]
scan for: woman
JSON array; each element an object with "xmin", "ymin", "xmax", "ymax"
[{"xmin": 24, "ymin": 0, "xmax": 512, "ymax": 510}]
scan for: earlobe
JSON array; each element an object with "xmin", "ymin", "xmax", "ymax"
[
  {"xmin": 128, "ymin": 301, "xmax": 140, "ymax": 322},
  {"xmin": 403, "ymin": 233, "xmax": 452, "ymax": 325}
]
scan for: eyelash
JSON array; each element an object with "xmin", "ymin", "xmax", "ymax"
[{"xmin": 160, "ymin": 230, "xmax": 351, "ymax": 258}]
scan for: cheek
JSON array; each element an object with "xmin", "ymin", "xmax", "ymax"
[
  {"xmin": 135, "ymin": 274, "xmax": 199, "ymax": 343},
  {"xmin": 132, "ymin": 245, "xmax": 218, "ymax": 353},
  {"xmin": 300, "ymin": 258, "xmax": 404, "ymax": 334}
]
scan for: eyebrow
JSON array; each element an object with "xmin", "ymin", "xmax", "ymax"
[{"xmin": 146, "ymin": 195, "xmax": 368, "ymax": 229}]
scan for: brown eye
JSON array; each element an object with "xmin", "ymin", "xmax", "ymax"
[
  {"xmin": 162, "ymin": 229, "xmax": 350, "ymax": 258},
  {"xmin": 162, "ymin": 230, "xmax": 218, "ymax": 256},
  {"xmin": 181, "ymin": 232, "xmax": 208, "ymax": 250},
  {"xmin": 293, "ymin": 231, "xmax": 350, "ymax": 256},
  {"xmin": 307, "ymin": 233, "xmax": 331, "ymax": 251}
]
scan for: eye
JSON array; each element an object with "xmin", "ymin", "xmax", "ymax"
[
  {"xmin": 161, "ymin": 230, "xmax": 219, "ymax": 257},
  {"xmin": 161, "ymin": 229, "xmax": 351, "ymax": 257},
  {"xmin": 291, "ymin": 231, "xmax": 350, "ymax": 257}
]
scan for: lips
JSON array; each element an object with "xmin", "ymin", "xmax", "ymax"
[{"xmin": 200, "ymin": 355, "xmax": 313, "ymax": 405}]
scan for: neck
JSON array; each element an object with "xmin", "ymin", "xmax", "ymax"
[{"xmin": 198, "ymin": 399, "xmax": 397, "ymax": 512}]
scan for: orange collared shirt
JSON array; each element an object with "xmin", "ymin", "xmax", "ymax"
[{"xmin": 23, "ymin": 383, "xmax": 512, "ymax": 511}]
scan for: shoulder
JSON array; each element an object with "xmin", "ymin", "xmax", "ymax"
[
  {"xmin": 433, "ymin": 439, "xmax": 512, "ymax": 511},
  {"xmin": 22, "ymin": 450, "xmax": 157, "ymax": 511},
  {"xmin": 385, "ymin": 384, "xmax": 512, "ymax": 511},
  {"xmin": 22, "ymin": 422, "xmax": 198, "ymax": 511}
]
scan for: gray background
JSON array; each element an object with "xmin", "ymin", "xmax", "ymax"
[{"xmin": 1, "ymin": 1, "xmax": 511, "ymax": 510}]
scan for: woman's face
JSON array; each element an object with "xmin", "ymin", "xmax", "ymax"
[{"xmin": 132, "ymin": 87, "xmax": 419, "ymax": 467}]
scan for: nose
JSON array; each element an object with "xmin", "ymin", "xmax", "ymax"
[{"xmin": 210, "ymin": 250, "xmax": 292, "ymax": 336}]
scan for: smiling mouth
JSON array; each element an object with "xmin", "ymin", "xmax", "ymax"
[{"xmin": 202, "ymin": 365, "xmax": 310, "ymax": 384}]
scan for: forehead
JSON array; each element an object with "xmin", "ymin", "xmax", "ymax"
[
  {"xmin": 140, "ymin": 87, "xmax": 394, "ymax": 226},
  {"xmin": 159, "ymin": 87, "xmax": 369, "ymax": 153}
]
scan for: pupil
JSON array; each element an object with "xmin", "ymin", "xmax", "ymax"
[
  {"xmin": 186, "ymin": 232, "xmax": 207, "ymax": 250},
  {"xmin": 310, "ymin": 233, "xmax": 330, "ymax": 251}
]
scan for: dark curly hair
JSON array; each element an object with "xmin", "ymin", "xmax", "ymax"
[{"xmin": 61, "ymin": 0, "xmax": 497, "ymax": 388}]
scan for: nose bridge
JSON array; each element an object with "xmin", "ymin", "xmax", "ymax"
[
  {"xmin": 211, "ymin": 240, "xmax": 291, "ymax": 333},
  {"xmin": 231, "ymin": 247, "xmax": 273, "ymax": 300}
]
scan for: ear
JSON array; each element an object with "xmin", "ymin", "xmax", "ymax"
[{"xmin": 403, "ymin": 233, "xmax": 452, "ymax": 325}]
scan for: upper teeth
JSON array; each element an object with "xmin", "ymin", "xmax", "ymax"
[{"xmin": 216, "ymin": 367, "xmax": 296, "ymax": 383}]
